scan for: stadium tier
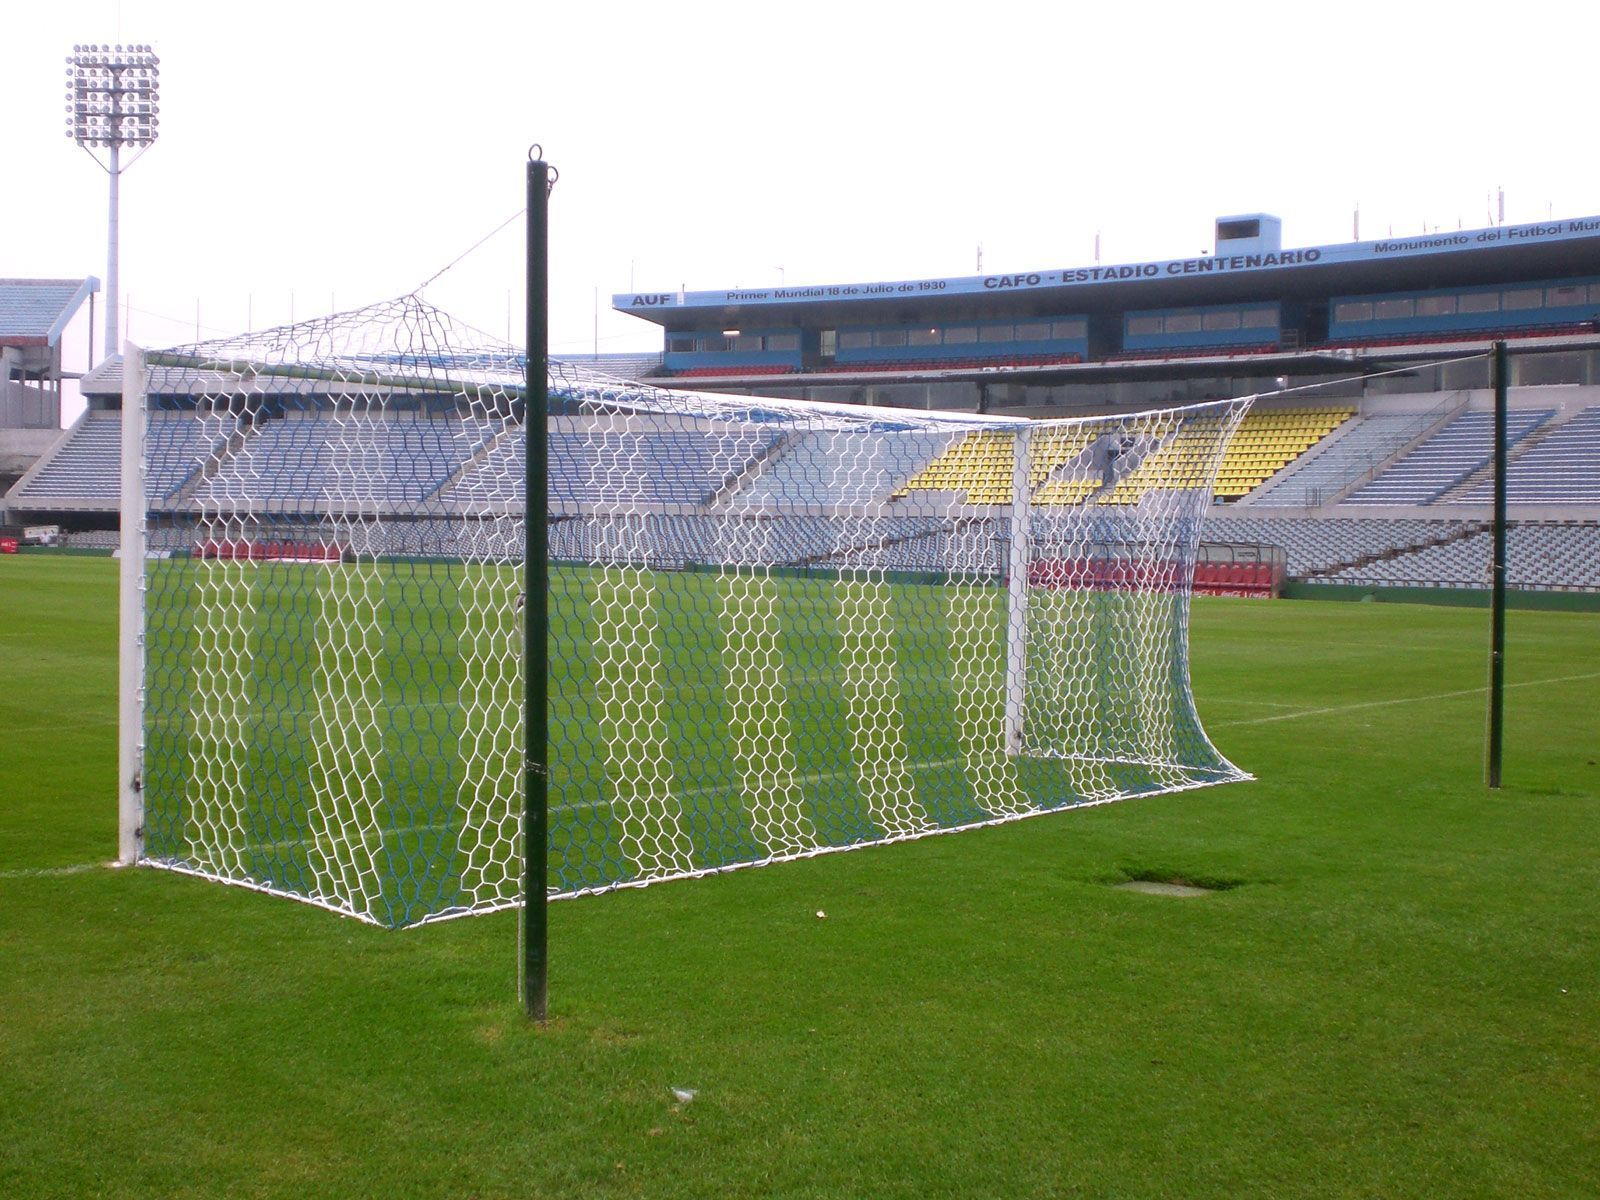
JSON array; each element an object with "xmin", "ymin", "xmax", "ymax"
[
  {"xmin": 1247, "ymin": 410, "xmax": 1445, "ymax": 507},
  {"xmin": 895, "ymin": 409, "xmax": 1355, "ymax": 506},
  {"xmin": 194, "ymin": 413, "xmax": 491, "ymax": 509},
  {"xmin": 1202, "ymin": 515, "xmax": 1455, "ymax": 577},
  {"xmin": 15, "ymin": 395, "xmax": 1599, "ymax": 594},
  {"xmin": 1341, "ymin": 409, "xmax": 1552, "ymax": 506},
  {"xmin": 1210, "ymin": 408, "xmax": 1354, "ymax": 499},
  {"xmin": 740, "ymin": 428, "xmax": 955, "ymax": 507},
  {"xmin": 447, "ymin": 429, "xmax": 522, "ymax": 504},
  {"xmin": 9, "ymin": 412, "xmax": 120, "ymax": 503},
  {"xmin": 1448, "ymin": 406, "xmax": 1600, "ymax": 505},
  {"xmin": 149, "ymin": 411, "xmax": 238, "ymax": 500}
]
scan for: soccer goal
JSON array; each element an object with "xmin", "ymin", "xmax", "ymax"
[
  {"xmin": 119, "ymin": 293, "xmax": 1251, "ymax": 919},
  {"xmin": 116, "ymin": 168, "xmax": 1251, "ymax": 1018}
]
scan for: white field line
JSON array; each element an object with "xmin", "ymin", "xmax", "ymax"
[
  {"xmin": 143, "ymin": 670, "xmax": 867, "ymax": 729},
  {"xmin": 3, "ymin": 716, "xmax": 118, "ymax": 737},
  {"xmin": 166, "ymin": 758, "xmax": 970, "ymax": 860},
  {"xmin": 0, "ymin": 862, "xmax": 104, "ymax": 879},
  {"xmin": 1213, "ymin": 670, "xmax": 1600, "ymax": 728},
  {"xmin": 554, "ymin": 755, "xmax": 966, "ymax": 815},
  {"xmin": 1204, "ymin": 697, "xmax": 1304, "ymax": 710}
]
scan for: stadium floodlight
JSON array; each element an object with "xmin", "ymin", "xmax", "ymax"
[{"xmin": 65, "ymin": 42, "xmax": 161, "ymax": 360}]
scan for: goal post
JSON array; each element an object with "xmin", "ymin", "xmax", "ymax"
[
  {"xmin": 1004, "ymin": 425, "xmax": 1030, "ymax": 754},
  {"xmin": 522, "ymin": 149, "xmax": 552, "ymax": 1020},
  {"xmin": 118, "ymin": 343, "xmax": 147, "ymax": 867}
]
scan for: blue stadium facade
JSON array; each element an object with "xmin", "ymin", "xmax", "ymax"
[{"xmin": 614, "ymin": 212, "xmax": 1600, "ymax": 411}]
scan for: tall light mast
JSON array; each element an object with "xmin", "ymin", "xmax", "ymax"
[{"xmin": 66, "ymin": 43, "xmax": 161, "ymax": 361}]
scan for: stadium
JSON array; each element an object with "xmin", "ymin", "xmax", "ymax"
[
  {"xmin": 6, "ymin": 209, "xmax": 1599, "ymax": 594},
  {"xmin": 5, "ymin": 182, "xmax": 1599, "ymax": 1197}
]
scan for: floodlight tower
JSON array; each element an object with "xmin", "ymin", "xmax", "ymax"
[{"xmin": 65, "ymin": 43, "xmax": 161, "ymax": 360}]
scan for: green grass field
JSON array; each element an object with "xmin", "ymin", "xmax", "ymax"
[{"xmin": 2, "ymin": 555, "xmax": 1597, "ymax": 1198}]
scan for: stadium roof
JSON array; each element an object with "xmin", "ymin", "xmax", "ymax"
[
  {"xmin": 615, "ymin": 215, "xmax": 1600, "ymax": 329},
  {"xmin": 0, "ymin": 278, "xmax": 100, "ymax": 348}
]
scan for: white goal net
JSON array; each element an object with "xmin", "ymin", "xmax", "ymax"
[{"xmin": 123, "ymin": 296, "xmax": 1251, "ymax": 926}]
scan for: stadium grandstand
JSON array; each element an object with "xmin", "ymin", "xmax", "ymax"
[
  {"xmin": 6, "ymin": 212, "xmax": 1600, "ymax": 595},
  {"xmin": 0, "ymin": 277, "xmax": 98, "ymax": 504}
]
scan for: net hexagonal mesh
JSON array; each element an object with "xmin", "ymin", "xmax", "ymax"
[{"xmin": 131, "ymin": 295, "xmax": 1251, "ymax": 927}]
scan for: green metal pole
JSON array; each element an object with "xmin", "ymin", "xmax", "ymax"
[
  {"xmin": 1486, "ymin": 341, "xmax": 1508, "ymax": 789},
  {"xmin": 522, "ymin": 149, "xmax": 552, "ymax": 1019}
]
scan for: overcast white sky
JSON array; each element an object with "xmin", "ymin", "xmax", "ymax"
[{"xmin": 7, "ymin": 0, "xmax": 1600, "ymax": 422}]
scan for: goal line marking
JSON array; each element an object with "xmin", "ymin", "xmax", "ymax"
[
  {"xmin": 1215, "ymin": 670, "xmax": 1600, "ymax": 728},
  {"xmin": 0, "ymin": 862, "xmax": 103, "ymax": 879}
]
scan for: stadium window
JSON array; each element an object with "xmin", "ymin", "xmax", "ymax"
[
  {"xmin": 874, "ymin": 329, "xmax": 909, "ymax": 348},
  {"xmin": 1127, "ymin": 316, "xmax": 1163, "ymax": 336},
  {"xmin": 699, "ymin": 334, "xmax": 732, "ymax": 353},
  {"xmin": 1502, "ymin": 288, "xmax": 1544, "ymax": 311},
  {"xmin": 839, "ymin": 330, "xmax": 872, "ymax": 350},
  {"xmin": 731, "ymin": 333, "xmax": 764, "ymax": 352},
  {"xmin": 1202, "ymin": 310, "xmax": 1241, "ymax": 332},
  {"xmin": 766, "ymin": 333, "xmax": 799, "ymax": 352},
  {"xmin": 1015, "ymin": 322, "xmax": 1051, "ymax": 341},
  {"xmin": 667, "ymin": 334, "xmax": 696, "ymax": 353},
  {"xmin": 1373, "ymin": 299, "xmax": 1414, "ymax": 320},
  {"xmin": 943, "ymin": 326, "xmax": 978, "ymax": 345},
  {"xmin": 1051, "ymin": 318, "xmax": 1087, "ymax": 339},
  {"xmin": 907, "ymin": 327, "xmax": 940, "ymax": 347},
  {"xmin": 1458, "ymin": 291, "xmax": 1499, "ymax": 314},
  {"xmin": 1333, "ymin": 301, "xmax": 1373, "ymax": 323},
  {"xmin": 1545, "ymin": 285, "xmax": 1586, "ymax": 308},
  {"xmin": 1589, "ymin": 284, "xmax": 1600, "ymax": 305},
  {"xmin": 820, "ymin": 330, "xmax": 837, "ymax": 356},
  {"xmin": 1240, "ymin": 308, "xmax": 1277, "ymax": 329},
  {"xmin": 1415, "ymin": 295, "xmax": 1458, "ymax": 317},
  {"xmin": 1164, "ymin": 312, "xmax": 1203, "ymax": 334},
  {"xmin": 979, "ymin": 324, "xmax": 1013, "ymax": 343}
]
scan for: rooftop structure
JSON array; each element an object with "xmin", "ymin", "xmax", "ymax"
[{"xmin": 610, "ymin": 212, "xmax": 1600, "ymax": 414}]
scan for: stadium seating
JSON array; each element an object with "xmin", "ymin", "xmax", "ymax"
[
  {"xmin": 9, "ymin": 400, "xmax": 1598, "ymax": 595},
  {"xmin": 894, "ymin": 409, "xmax": 1352, "ymax": 507},
  {"xmin": 1247, "ymin": 410, "xmax": 1442, "ymax": 507},
  {"xmin": 739, "ymin": 429, "xmax": 955, "ymax": 508},
  {"xmin": 9, "ymin": 413, "xmax": 121, "ymax": 504},
  {"xmin": 449, "ymin": 423, "xmax": 788, "ymax": 508},
  {"xmin": 1322, "ymin": 322, "xmax": 1596, "ymax": 352},
  {"xmin": 1342, "ymin": 409, "xmax": 1552, "ymax": 506},
  {"xmin": 1500, "ymin": 521, "xmax": 1600, "ymax": 589},
  {"xmin": 830, "ymin": 352, "xmax": 1082, "ymax": 374},
  {"xmin": 1448, "ymin": 406, "xmax": 1600, "ymax": 505},
  {"xmin": 1106, "ymin": 342, "xmax": 1277, "ymax": 362},
  {"xmin": 148, "ymin": 412, "xmax": 239, "ymax": 500},
  {"xmin": 1200, "ymin": 515, "xmax": 1466, "ymax": 577},
  {"xmin": 1213, "ymin": 407, "xmax": 1354, "ymax": 499},
  {"xmin": 668, "ymin": 364, "xmax": 798, "ymax": 379},
  {"xmin": 196, "ymin": 414, "xmax": 491, "ymax": 508},
  {"xmin": 446, "ymin": 431, "xmax": 523, "ymax": 504},
  {"xmin": 1192, "ymin": 561, "xmax": 1280, "ymax": 596}
]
